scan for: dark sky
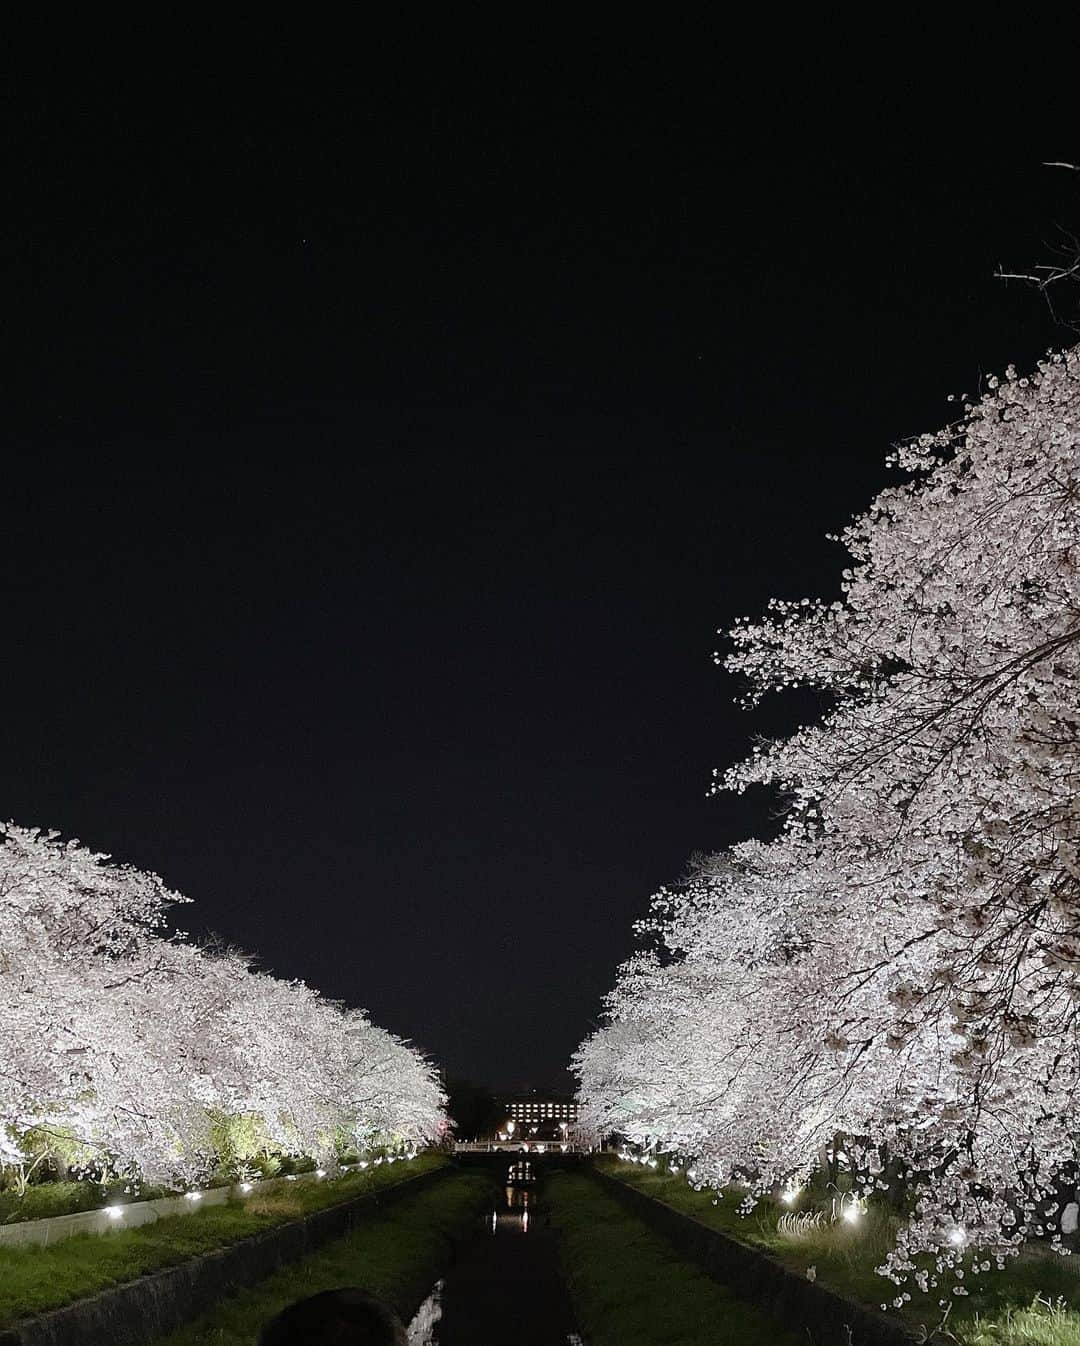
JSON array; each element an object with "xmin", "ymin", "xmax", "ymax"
[{"xmin": 3, "ymin": 41, "xmax": 1075, "ymax": 1087}]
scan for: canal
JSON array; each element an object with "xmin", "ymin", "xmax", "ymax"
[{"xmin": 407, "ymin": 1159, "xmax": 580, "ymax": 1345}]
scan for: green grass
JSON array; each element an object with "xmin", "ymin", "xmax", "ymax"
[
  {"xmin": 961, "ymin": 1296, "xmax": 1080, "ymax": 1345},
  {"xmin": 596, "ymin": 1157, "xmax": 786, "ymax": 1250},
  {"xmin": 155, "ymin": 1169, "xmax": 494, "ymax": 1345},
  {"xmin": 599, "ymin": 1158, "xmax": 1080, "ymax": 1345},
  {"xmin": 0, "ymin": 1153, "xmax": 447, "ymax": 1328},
  {"xmin": 548, "ymin": 1171, "xmax": 802, "ymax": 1346},
  {"xmin": 0, "ymin": 1178, "xmax": 177, "ymax": 1224},
  {"xmin": 0, "ymin": 1153, "xmax": 349, "ymax": 1225}
]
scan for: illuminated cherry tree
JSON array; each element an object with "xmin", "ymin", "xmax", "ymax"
[
  {"xmin": 0, "ymin": 824, "xmax": 200, "ymax": 1180},
  {"xmin": 0, "ymin": 823, "xmax": 446, "ymax": 1187},
  {"xmin": 578, "ymin": 347, "xmax": 1080, "ymax": 1293}
]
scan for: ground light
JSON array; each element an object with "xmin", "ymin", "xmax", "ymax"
[{"xmin": 106, "ymin": 1205, "xmax": 125, "ymax": 1220}]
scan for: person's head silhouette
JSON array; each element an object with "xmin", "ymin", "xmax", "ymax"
[{"xmin": 259, "ymin": 1288, "xmax": 407, "ymax": 1345}]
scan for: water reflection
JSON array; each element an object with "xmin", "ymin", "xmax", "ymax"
[
  {"xmin": 490, "ymin": 1181, "xmax": 535, "ymax": 1233},
  {"xmin": 410, "ymin": 1169, "xmax": 582, "ymax": 1344},
  {"xmin": 405, "ymin": 1278, "xmax": 443, "ymax": 1345}
]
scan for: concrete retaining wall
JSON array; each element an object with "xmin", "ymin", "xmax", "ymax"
[
  {"xmin": 0, "ymin": 1163, "xmax": 450, "ymax": 1346},
  {"xmin": 592, "ymin": 1167, "xmax": 944, "ymax": 1346},
  {"xmin": 0, "ymin": 1159, "xmax": 408, "ymax": 1249}
]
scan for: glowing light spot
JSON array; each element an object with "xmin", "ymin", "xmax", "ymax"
[{"xmin": 106, "ymin": 1205, "xmax": 125, "ymax": 1219}]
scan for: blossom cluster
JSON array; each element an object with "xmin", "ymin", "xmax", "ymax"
[
  {"xmin": 0, "ymin": 824, "xmax": 446, "ymax": 1185},
  {"xmin": 575, "ymin": 349, "xmax": 1080, "ymax": 1289}
]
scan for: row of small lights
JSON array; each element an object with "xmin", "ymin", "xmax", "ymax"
[
  {"xmin": 619, "ymin": 1152, "xmax": 972, "ymax": 1249},
  {"xmin": 619, "ymin": 1151, "xmax": 979, "ymax": 1298},
  {"xmin": 104, "ymin": 1151, "xmax": 420, "ymax": 1221},
  {"xmin": 616, "ymin": 1152, "xmax": 871, "ymax": 1227}
]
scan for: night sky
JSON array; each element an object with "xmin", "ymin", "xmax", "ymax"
[{"xmin": 4, "ymin": 43, "xmax": 1075, "ymax": 1087}]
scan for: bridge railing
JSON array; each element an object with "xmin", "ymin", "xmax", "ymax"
[{"xmin": 452, "ymin": 1141, "xmax": 593, "ymax": 1154}]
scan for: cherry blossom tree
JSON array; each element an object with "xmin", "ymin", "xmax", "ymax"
[
  {"xmin": 0, "ymin": 823, "xmax": 446, "ymax": 1189},
  {"xmin": 726, "ymin": 349, "xmax": 1080, "ymax": 1276},
  {"xmin": 0, "ymin": 823, "xmax": 205, "ymax": 1182},
  {"xmin": 578, "ymin": 347, "xmax": 1080, "ymax": 1295}
]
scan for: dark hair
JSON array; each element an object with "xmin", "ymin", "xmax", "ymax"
[{"xmin": 259, "ymin": 1288, "xmax": 407, "ymax": 1346}]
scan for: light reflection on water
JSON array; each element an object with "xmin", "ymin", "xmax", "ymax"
[
  {"xmin": 487, "ymin": 1180, "xmax": 535, "ymax": 1234},
  {"xmin": 407, "ymin": 1279, "xmax": 579, "ymax": 1346},
  {"xmin": 406, "ymin": 1167, "xmax": 582, "ymax": 1343},
  {"xmin": 405, "ymin": 1278, "xmax": 443, "ymax": 1345}
]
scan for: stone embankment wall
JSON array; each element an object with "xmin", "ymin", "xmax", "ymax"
[
  {"xmin": 0, "ymin": 1165, "xmax": 449, "ymax": 1346},
  {"xmin": 592, "ymin": 1167, "xmax": 944, "ymax": 1346}
]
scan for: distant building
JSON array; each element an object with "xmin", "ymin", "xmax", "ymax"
[{"xmin": 500, "ymin": 1092, "xmax": 578, "ymax": 1141}]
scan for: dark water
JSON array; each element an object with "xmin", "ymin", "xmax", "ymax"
[{"xmin": 407, "ymin": 1167, "xmax": 581, "ymax": 1345}]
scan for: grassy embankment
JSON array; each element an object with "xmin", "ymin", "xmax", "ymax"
[
  {"xmin": 0, "ymin": 1155, "xmax": 329, "ymax": 1225},
  {"xmin": 548, "ymin": 1170, "xmax": 802, "ymax": 1346},
  {"xmin": 155, "ymin": 1168, "xmax": 494, "ymax": 1345},
  {"xmin": 0, "ymin": 1152, "xmax": 446, "ymax": 1329},
  {"xmin": 599, "ymin": 1156, "xmax": 1080, "ymax": 1345},
  {"xmin": 0, "ymin": 1177, "xmax": 174, "ymax": 1224}
]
